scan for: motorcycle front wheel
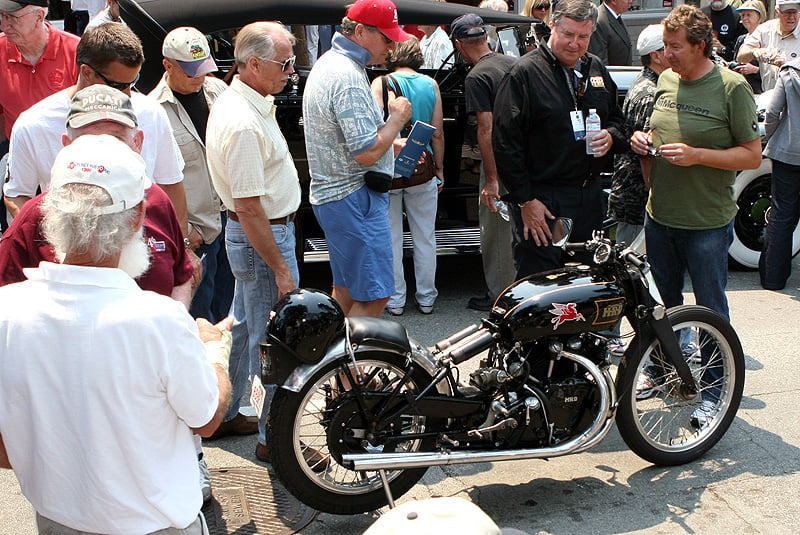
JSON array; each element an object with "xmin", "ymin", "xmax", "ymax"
[
  {"xmin": 267, "ymin": 351, "xmax": 438, "ymax": 514},
  {"xmin": 616, "ymin": 305, "xmax": 745, "ymax": 466}
]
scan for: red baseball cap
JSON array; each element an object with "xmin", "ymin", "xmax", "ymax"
[{"xmin": 346, "ymin": 0, "xmax": 411, "ymax": 42}]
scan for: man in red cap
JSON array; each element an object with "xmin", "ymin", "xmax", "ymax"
[{"xmin": 303, "ymin": 0, "xmax": 412, "ymax": 318}]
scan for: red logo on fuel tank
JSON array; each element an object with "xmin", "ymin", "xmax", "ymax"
[{"xmin": 549, "ymin": 303, "xmax": 585, "ymax": 329}]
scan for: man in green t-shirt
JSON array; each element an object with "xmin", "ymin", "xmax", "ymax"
[{"xmin": 631, "ymin": 4, "xmax": 761, "ymax": 425}]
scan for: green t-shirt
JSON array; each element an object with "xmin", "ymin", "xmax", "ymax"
[{"xmin": 646, "ymin": 65, "xmax": 760, "ymax": 230}]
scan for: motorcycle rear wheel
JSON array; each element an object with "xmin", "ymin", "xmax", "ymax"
[
  {"xmin": 267, "ymin": 351, "xmax": 437, "ymax": 514},
  {"xmin": 616, "ymin": 305, "xmax": 745, "ymax": 466}
]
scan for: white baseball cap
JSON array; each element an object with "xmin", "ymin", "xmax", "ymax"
[
  {"xmin": 637, "ymin": 24, "xmax": 665, "ymax": 56},
  {"xmin": 364, "ymin": 497, "xmax": 523, "ymax": 535},
  {"xmin": 162, "ymin": 27, "xmax": 218, "ymax": 77},
  {"xmin": 777, "ymin": 0, "xmax": 800, "ymax": 8},
  {"xmin": 50, "ymin": 135, "xmax": 149, "ymax": 215}
]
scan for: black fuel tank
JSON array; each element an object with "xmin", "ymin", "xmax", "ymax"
[{"xmin": 491, "ymin": 264, "xmax": 626, "ymax": 342}]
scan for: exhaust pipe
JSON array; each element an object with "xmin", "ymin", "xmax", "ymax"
[{"xmin": 344, "ymin": 351, "xmax": 612, "ymax": 472}]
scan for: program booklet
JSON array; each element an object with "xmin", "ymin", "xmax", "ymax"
[{"xmin": 394, "ymin": 120, "xmax": 436, "ymax": 178}]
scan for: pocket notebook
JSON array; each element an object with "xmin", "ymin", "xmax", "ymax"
[{"xmin": 394, "ymin": 120, "xmax": 436, "ymax": 178}]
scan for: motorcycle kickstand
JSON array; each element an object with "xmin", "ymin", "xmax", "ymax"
[{"xmin": 378, "ymin": 469, "xmax": 396, "ymax": 509}]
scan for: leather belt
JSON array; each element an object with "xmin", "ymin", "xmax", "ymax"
[{"xmin": 227, "ymin": 210, "xmax": 295, "ymax": 225}]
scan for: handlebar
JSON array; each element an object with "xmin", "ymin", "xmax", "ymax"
[
  {"xmin": 624, "ymin": 250, "xmax": 644, "ymax": 268},
  {"xmin": 563, "ymin": 241, "xmax": 588, "ymax": 252}
]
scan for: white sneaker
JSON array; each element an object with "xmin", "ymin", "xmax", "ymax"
[
  {"xmin": 386, "ymin": 306, "xmax": 404, "ymax": 316},
  {"xmin": 683, "ymin": 341, "xmax": 701, "ymax": 363},
  {"xmin": 198, "ymin": 456, "xmax": 212, "ymax": 502},
  {"xmin": 690, "ymin": 399, "xmax": 716, "ymax": 429},
  {"xmin": 635, "ymin": 369, "xmax": 660, "ymax": 400},
  {"xmin": 416, "ymin": 304, "xmax": 434, "ymax": 315},
  {"xmin": 606, "ymin": 337, "xmax": 625, "ymax": 357}
]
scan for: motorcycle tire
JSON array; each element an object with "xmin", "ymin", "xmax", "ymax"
[
  {"xmin": 267, "ymin": 351, "xmax": 439, "ymax": 514},
  {"xmin": 615, "ymin": 305, "xmax": 745, "ymax": 466}
]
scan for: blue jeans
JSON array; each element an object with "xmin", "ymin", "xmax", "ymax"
[
  {"xmin": 189, "ymin": 215, "xmax": 234, "ymax": 323},
  {"xmin": 644, "ymin": 215, "xmax": 733, "ymax": 321},
  {"xmin": 645, "ymin": 216, "xmax": 733, "ymax": 403},
  {"xmin": 224, "ymin": 219, "xmax": 298, "ymax": 445},
  {"xmin": 759, "ymin": 159, "xmax": 800, "ymax": 290}
]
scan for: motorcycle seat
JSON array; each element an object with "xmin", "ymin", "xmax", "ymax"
[{"xmin": 347, "ymin": 316, "xmax": 412, "ymax": 354}]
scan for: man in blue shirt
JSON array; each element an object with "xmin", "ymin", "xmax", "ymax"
[{"xmin": 303, "ymin": 0, "xmax": 411, "ymax": 317}]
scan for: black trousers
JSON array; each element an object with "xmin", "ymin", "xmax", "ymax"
[{"xmin": 510, "ymin": 180, "xmax": 603, "ymax": 280}]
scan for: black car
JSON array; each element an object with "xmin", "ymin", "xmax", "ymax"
[{"xmin": 119, "ymin": 0, "xmax": 534, "ymax": 264}]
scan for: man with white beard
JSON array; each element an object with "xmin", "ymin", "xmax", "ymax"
[
  {"xmin": 0, "ymin": 134, "xmax": 232, "ymax": 535},
  {"xmin": 0, "ymin": 84, "xmax": 216, "ymax": 500}
]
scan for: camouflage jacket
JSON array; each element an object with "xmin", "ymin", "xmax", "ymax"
[{"xmin": 607, "ymin": 67, "xmax": 658, "ymax": 225}]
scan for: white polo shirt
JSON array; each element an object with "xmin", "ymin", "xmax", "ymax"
[{"xmin": 0, "ymin": 262, "xmax": 218, "ymax": 534}]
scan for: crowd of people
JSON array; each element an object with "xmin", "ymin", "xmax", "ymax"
[{"xmin": 0, "ymin": 0, "xmax": 798, "ymax": 531}]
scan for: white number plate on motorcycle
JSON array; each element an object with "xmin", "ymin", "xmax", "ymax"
[{"xmin": 250, "ymin": 374, "xmax": 266, "ymax": 418}]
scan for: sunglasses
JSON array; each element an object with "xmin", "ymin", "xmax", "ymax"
[
  {"xmin": 368, "ymin": 26, "xmax": 392, "ymax": 44},
  {"xmin": 265, "ymin": 55, "xmax": 296, "ymax": 72},
  {"xmin": 534, "ymin": 3, "xmax": 551, "ymax": 9},
  {"xmin": 87, "ymin": 64, "xmax": 140, "ymax": 91}
]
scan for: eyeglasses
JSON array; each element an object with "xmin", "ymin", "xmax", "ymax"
[
  {"xmin": 0, "ymin": 9, "xmax": 38, "ymax": 25},
  {"xmin": 534, "ymin": 3, "xmax": 551, "ymax": 9},
  {"xmin": 265, "ymin": 55, "xmax": 296, "ymax": 72},
  {"xmin": 86, "ymin": 63, "xmax": 140, "ymax": 91}
]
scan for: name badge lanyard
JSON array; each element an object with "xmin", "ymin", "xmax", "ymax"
[
  {"xmin": 563, "ymin": 65, "xmax": 587, "ymax": 111},
  {"xmin": 565, "ymin": 65, "xmax": 588, "ymax": 141}
]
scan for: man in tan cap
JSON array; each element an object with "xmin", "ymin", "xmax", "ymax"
[{"xmin": 151, "ymin": 27, "xmax": 235, "ymax": 327}]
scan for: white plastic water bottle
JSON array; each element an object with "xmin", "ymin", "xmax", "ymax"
[
  {"xmin": 585, "ymin": 108, "xmax": 601, "ymax": 156},
  {"xmin": 492, "ymin": 198, "xmax": 510, "ymax": 222}
]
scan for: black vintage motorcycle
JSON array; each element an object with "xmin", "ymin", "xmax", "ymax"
[{"xmin": 260, "ymin": 220, "xmax": 745, "ymax": 515}]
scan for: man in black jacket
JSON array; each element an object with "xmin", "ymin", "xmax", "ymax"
[{"xmin": 493, "ymin": 0, "xmax": 625, "ymax": 279}]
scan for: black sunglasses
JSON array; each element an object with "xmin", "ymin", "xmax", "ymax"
[
  {"xmin": 86, "ymin": 63, "xmax": 140, "ymax": 91},
  {"xmin": 535, "ymin": 2, "xmax": 551, "ymax": 8}
]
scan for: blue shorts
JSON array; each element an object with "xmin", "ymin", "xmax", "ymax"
[{"xmin": 313, "ymin": 185, "xmax": 394, "ymax": 302}]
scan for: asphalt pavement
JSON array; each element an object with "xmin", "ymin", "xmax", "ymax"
[{"xmin": 2, "ymin": 254, "xmax": 800, "ymax": 535}]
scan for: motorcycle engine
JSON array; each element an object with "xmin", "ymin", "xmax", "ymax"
[{"xmin": 487, "ymin": 337, "xmax": 603, "ymax": 447}]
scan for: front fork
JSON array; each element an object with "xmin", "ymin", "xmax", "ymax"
[{"xmin": 629, "ymin": 271, "xmax": 698, "ymax": 399}]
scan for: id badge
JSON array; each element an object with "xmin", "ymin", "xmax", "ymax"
[{"xmin": 570, "ymin": 110, "xmax": 585, "ymax": 141}]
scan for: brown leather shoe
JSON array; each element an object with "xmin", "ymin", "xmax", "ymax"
[
  {"xmin": 300, "ymin": 442, "xmax": 328, "ymax": 474},
  {"xmin": 256, "ymin": 442, "xmax": 327, "ymax": 472},
  {"xmin": 207, "ymin": 413, "xmax": 258, "ymax": 440},
  {"xmin": 255, "ymin": 442, "xmax": 270, "ymax": 463}
]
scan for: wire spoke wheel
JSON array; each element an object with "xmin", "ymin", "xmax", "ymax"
[
  {"xmin": 616, "ymin": 306, "xmax": 744, "ymax": 465},
  {"xmin": 268, "ymin": 352, "xmax": 437, "ymax": 514}
]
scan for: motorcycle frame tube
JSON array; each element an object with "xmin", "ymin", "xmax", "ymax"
[
  {"xmin": 280, "ymin": 335, "xmax": 452, "ymax": 396},
  {"xmin": 573, "ymin": 365, "xmax": 618, "ymax": 453},
  {"xmin": 343, "ymin": 351, "xmax": 612, "ymax": 471}
]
